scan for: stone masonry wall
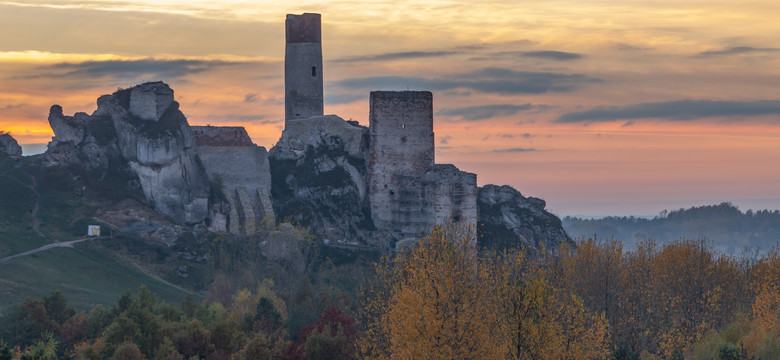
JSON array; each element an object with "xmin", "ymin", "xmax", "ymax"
[
  {"xmin": 191, "ymin": 126, "xmax": 254, "ymax": 146},
  {"xmin": 285, "ymin": 13, "xmax": 323, "ymax": 122},
  {"xmin": 428, "ymin": 164, "xmax": 478, "ymax": 232},
  {"xmin": 193, "ymin": 125, "xmax": 274, "ymax": 234},
  {"xmin": 368, "ymin": 91, "xmax": 435, "ymax": 234}
]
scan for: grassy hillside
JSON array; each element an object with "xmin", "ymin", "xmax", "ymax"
[
  {"xmin": 0, "ymin": 243, "xmax": 193, "ymax": 317},
  {"xmin": 0, "ymin": 153, "xmax": 192, "ymax": 317}
]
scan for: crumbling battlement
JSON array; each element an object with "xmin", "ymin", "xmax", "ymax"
[
  {"xmin": 191, "ymin": 126, "xmax": 254, "ymax": 147},
  {"xmin": 285, "ymin": 13, "xmax": 321, "ymax": 43}
]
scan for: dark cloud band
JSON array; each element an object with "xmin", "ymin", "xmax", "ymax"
[
  {"xmin": 557, "ymin": 100, "xmax": 780, "ymax": 123},
  {"xmin": 336, "ymin": 67, "xmax": 601, "ymax": 95},
  {"xmin": 333, "ymin": 51, "xmax": 460, "ymax": 62},
  {"xmin": 492, "ymin": 147, "xmax": 538, "ymax": 153},
  {"xmin": 38, "ymin": 58, "xmax": 247, "ymax": 81},
  {"xmin": 696, "ymin": 46, "xmax": 779, "ymax": 57},
  {"xmin": 437, "ymin": 104, "xmax": 547, "ymax": 121}
]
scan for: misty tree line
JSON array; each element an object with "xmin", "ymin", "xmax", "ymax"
[{"xmin": 564, "ymin": 202, "xmax": 780, "ymax": 252}]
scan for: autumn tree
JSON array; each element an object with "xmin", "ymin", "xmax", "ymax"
[
  {"xmin": 359, "ymin": 223, "xmax": 609, "ymax": 359},
  {"xmin": 360, "ymin": 224, "xmax": 505, "ymax": 359}
]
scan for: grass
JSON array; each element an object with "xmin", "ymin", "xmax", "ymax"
[
  {"xmin": 0, "ymin": 230, "xmax": 48, "ymax": 259},
  {"xmin": 0, "ymin": 243, "xmax": 194, "ymax": 317}
]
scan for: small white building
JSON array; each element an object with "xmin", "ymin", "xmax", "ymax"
[{"xmin": 87, "ymin": 225, "xmax": 101, "ymax": 237}]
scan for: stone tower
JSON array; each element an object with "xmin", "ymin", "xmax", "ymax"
[
  {"xmin": 368, "ymin": 91, "xmax": 435, "ymax": 236},
  {"xmin": 285, "ymin": 13, "xmax": 324, "ymax": 124}
]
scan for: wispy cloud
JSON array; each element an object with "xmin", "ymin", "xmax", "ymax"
[
  {"xmin": 244, "ymin": 93, "xmax": 258, "ymax": 103},
  {"xmin": 324, "ymin": 92, "xmax": 365, "ymax": 105},
  {"xmin": 492, "ymin": 147, "xmax": 538, "ymax": 153},
  {"xmin": 696, "ymin": 46, "xmax": 779, "ymax": 57},
  {"xmin": 35, "ymin": 58, "xmax": 246, "ymax": 81},
  {"xmin": 437, "ymin": 103, "xmax": 549, "ymax": 121},
  {"xmin": 333, "ymin": 50, "xmax": 460, "ymax": 62},
  {"xmin": 337, "ymin": 67, "xmax": 601, "ymax": 95},
  {"xmin": 203, "ymin": 114, "xmax": 272, "ymax": 124},
  {"xmin": 556, "ymin": 100, "xmax": 780, "ymax": 123},
  {"xmin": 520, "ymin": 50, "xmax": 583, "ymax": 60}
]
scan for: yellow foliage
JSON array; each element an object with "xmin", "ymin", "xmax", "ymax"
[{"xmin": 359, "ymin": 223, "xmax": 609, "ymax": 360}]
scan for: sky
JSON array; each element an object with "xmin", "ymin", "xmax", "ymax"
[{"xmin": 0, "ymin": 0, "xmax": 779, "ymax": 217}]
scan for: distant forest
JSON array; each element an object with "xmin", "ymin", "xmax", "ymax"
[{"xmin": 563, "ymin": 202, "xmax": 780, "ymax": 253}]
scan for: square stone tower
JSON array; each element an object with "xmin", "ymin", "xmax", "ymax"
[
  {"xmin": 285, "ymin": 13, "xmax": 324, "ymax": 124},
  {"xmin": 368, "ymin": 91, "xmax": 436, "ymax": 235},
  {"xmin": 368, "ymin": 91, "xmax": 478, "ymax": 240}
]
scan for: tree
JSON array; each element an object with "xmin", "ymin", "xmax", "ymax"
[
  {"xmin": 12, "ymin": 332, "xmax": 58, "ymax": 360},
  {"xmin": 110, "ymin": 341, "xmax": 143, "ymax": 360},
  {"xmin": 360, "ymin": 224, "xmax": 504, "ymax": 359}
]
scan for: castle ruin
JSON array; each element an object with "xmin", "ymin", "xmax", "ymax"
[
  {"xmin": 282, "ymin": 13, "xmax": 478, "ymax": 241},
  {"xmin": 39, "ymin": 12, "xmax": 570, "ymax": 252}
]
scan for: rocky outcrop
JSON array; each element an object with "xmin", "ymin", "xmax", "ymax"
[
  {"xmin": 269, "ymin": 115, "xmax": 379, "ymax": 245},
  {"xmin": 0, "ymin": 132, "xmax": 22, "ymax": 158},
  {"xmin": 44, "ymin": 82, "xmax": 210, "ymax": 225},
  {"xmin": 477, "ymin": 184, "xmax": 572, "ymax": 255},
  {"xmin": 45, "ymin": 105, "xmax": 120, "ymax": 170}
]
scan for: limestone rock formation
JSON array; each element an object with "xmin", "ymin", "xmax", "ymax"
[
  {"xmin": 477, "ymin": 184, "xmax": 573, "ymax": 254},
  {"xmin": 0, "ymin": 132, "xmax": 22, "ymax": 158},
  {"xmin": 269, "ymin": 115, "xmax": 377, "ymax": 245},
  {"xmin": 46, "ymin": 105, "xmax": 120, "ymax": 170},
  {"xmin": 44, "ymin": 82, "xmax": 210, "ymax": 225}
]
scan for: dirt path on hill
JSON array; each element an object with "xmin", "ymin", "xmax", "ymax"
[
  {"xmin": 0, "ymin": 238, "xmax": 89, "ymax": 264},
  {"xmin": 0, "ymin": 238, "xmax": 199, "ymax": 296},
  {"xmin": 119, "ymin": 256, "xmax": 199, "ymax": 296}
]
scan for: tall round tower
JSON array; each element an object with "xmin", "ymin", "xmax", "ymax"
[{"xmin": 285, "ymin": 13, "xmax": 324, "ymax": 124}]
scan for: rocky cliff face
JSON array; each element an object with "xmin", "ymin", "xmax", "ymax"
[
  {"xmin": 45, "ymin": 82, "xmax": 209, "ymax": 225},
  {"xmin": 269, "ymin": 115, "xmax": 381, "ymax": 246},
  {"xmin": 478, "ymin": 184, "xmax": 573, "ymax": 254},
  {"xmin": 0, "ymin": 132, "xmax": 22, "ymax": 158}
]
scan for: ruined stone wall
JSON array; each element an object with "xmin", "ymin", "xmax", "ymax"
[
  {"xmin": 285, "ymin": 13, "xmax": 323, "ymax": 123},
  {"xmin": 428, "ymin": 164, "xmax": 478, "ymax": 231},
  {"xmin": 194, "ymin": 128, "xmax": 274, "ymax": 234},
  {"xmin": 368, "ymin": 91, "xmax": 435, "ymax": 233},
  {"xmin": 191, "ymin": 126, "xmax": 254, "ymax": 146}
]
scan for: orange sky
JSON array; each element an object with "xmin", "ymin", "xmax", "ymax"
[{"xmin": 1, "ymin": 0, "xmax": 779, "ymax": 216}]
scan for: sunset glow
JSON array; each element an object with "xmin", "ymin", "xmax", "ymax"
[{"xmin": 2, "ymin": 0, "xmax": 779, "ymax": 216}]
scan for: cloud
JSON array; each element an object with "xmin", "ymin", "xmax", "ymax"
[
  {"xmin": 440, "ymin": 135, "xmax": 452, "ymax": 145},
  {"xmin": 521, "ymin": 50, "xmax": 583, "ymax": 60},
  {"xmin": 492, "ymin": 147, "xmax": 538, "ymax": 153},
  {"xmin": 696, "ymin": 46, "xmax": 779, "ymax": 57},
  {"xmin": 244, "ymin": 93, "xmax": 258, "ymax": 103},
  {"xmin": 337, "ymin": 67, "xmax": 601, "ymax": 95},
  {"xmin": 437, "ymin": 103, "xmax": 545, "ymax": 121},
  {"xmin": 333, "ymin": 51, "xmax": 460, "ymax": 62},
  {"xmin": 615, "ymin": 43, "xmax": 651, "ymax": 51},
  {"xmin": 31, "ymin": 58, "xmax": 246, "ymax": 81},
  {"xmin": 556, "ymin": 100, "xmax": 780, "ymax": 123},
  {"xmin": 324, "ymin": 92, "xmax": 365, "ymax": 105},
  {"xmin": 473, "ymin": 50, "xmax": 583, "ymax": 61},
  {"xmin": 203, "ymin": 114, "xmax": 269, "ymax": 124}
]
